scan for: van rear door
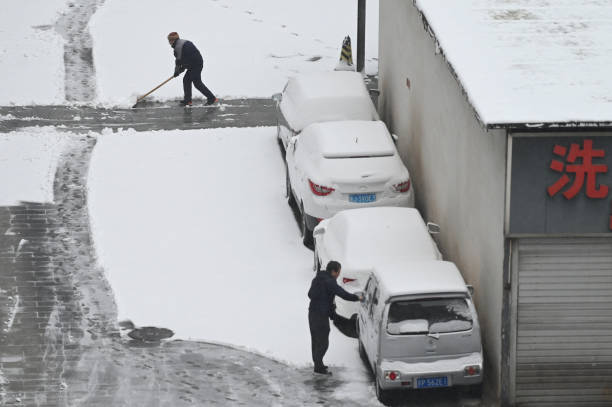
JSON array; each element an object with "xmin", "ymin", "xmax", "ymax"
[{"xmin": 381, "ymin": 295, "xmax": 480, "ymax": 361}]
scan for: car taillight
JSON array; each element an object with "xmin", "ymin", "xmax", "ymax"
[
  {"xmin": 393, "ymin": 179, "xmax": 411, "ymax": 193},
  {"xmin": 309, "ymin": 179, "xmax": 335, "ymax": 196},
  {"xmin": 342, "ymin": 277, "xmax": 356, "ymax": 284},
  {"xmin": 385, "ymin": 371, "xmax": 400, "ymax": 381},
  {"xmin": 464, "ymin": 365, "xmax": 481, "ymax": 377}
]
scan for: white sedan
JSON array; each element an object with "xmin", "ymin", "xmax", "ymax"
[
  {"xmin": 273, "ymin": 71, "xmax": 379, "ymax": 152},
  {"xmin": 313, "ymin": 207, "xmax": 442, "ymax": 319},
  {"xmin": 286, "ymin": 120, "xmax": 415, "ymax": 246}
]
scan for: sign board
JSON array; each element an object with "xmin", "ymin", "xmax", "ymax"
[{"xmin": 509, "ymin": 134, "xmax": 612, "ymax": 235}]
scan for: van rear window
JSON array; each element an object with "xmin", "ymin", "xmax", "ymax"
[{"xmin": 387, "ymin": 298, "xmax": 472, "ymax": 335}]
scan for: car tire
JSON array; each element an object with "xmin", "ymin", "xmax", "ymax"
[
  {"xmin": 464, "ymin": 383, "xmax": 483, "ymax": 399},
  {"xmin": 301, "ymin": 204, "xmax": 313, "ymax": 248},
  {"xmin": 277, "ymin": 132, "xmax": 286, "ymax": 156},
  {"xmin": 375, "ymin": 371, "xmax": 391, "ymax": 406},
  {"xmin": 285, "ymin": 168, "xmax": 295, "ymax": 205},
  {"xmin": 313, "ymin": 248, "xmax": 320, "ymax": 272},
  {"xmin": 356, "ymin": 319, "xmax": 369, "ymax": 365}
]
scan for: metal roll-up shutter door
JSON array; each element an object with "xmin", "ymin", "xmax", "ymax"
[{"xmin": 516, "ymin": 237, "xmax": 612, "ymax": 406}]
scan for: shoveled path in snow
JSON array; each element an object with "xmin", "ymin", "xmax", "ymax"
[
  {"xmin": 0, "ymin": 98, "xmax": 276, "ymax": 134},
  {"xmin": 0, "ymin": 134, "xmax": 358, "ymax": 406},
  {"xmin": 55, "ymin": 0, "xmax": 105, "ymax": 102}
]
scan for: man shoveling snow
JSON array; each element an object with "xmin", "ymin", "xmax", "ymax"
[{"xmin": 167, "ymin": 32, "xmax": 217, "ymax": 107}]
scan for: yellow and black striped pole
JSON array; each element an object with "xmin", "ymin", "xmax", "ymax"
[{"xmin": 340, "ymin": 36, "xmax": 354, "ymax": 66}]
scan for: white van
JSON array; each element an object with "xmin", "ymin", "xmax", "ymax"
[{"xmin": 357, "ymin": 261, "xmax": 483, "ymax": 404}]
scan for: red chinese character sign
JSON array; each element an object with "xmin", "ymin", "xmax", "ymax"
[
  {"xmin": 509, "ymin": 135, "xmax": 612, "ymax": 235},
  {"xmin": 547, "ymin": 140, "xmax": 609, "ymax": 199}
]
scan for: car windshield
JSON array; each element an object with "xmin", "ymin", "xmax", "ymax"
[{"xmin": 386, "ymin": 297, "xmax": 472, "ymax": 335}]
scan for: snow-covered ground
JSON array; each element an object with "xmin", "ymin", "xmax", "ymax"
[
  {"xmin": 0, "ymin": 127, "xmax": 70, "ymax": 205},
  {"xmin": 0, "ymin": 0, "xmax": 68, "ymax": 105},
  {"xmin": 90, "ymin": 0, "xmax": 379, "ymax": 106},
  {"xmin": 87, "ymin": 127, "xmax": 376, "ymax": 402}
]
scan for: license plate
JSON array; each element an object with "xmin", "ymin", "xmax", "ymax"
[
  {"xmin": 349, "ymin": 193, "xmax": 376, "ymax": 203},
  {"xmin": 416, "ymin": 376, "xmax": 449, "ymax": 389}
]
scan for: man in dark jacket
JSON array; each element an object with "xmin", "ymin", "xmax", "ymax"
[
  {"xmin": 167, "ymin": 32, "xmax": 217, "ymax": 107},
  {"xmin": 308, "ymin": 260, "xmax": 362, "ymax": 374}
]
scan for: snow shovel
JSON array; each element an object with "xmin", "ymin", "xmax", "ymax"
[{"xmin": 132, "ymin": 76, "xmax": 174, "ymax": 108}]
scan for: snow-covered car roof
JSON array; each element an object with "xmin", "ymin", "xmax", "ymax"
[
  {"xmin": 374, "ymin": 260, "xmax": 468, "ymax": 299},
  {"xmin": 415, "ymin": 0, "xmax": 612, "ymax": 127},
  {"xmin": 301, "ymin": 121, "xmax": 396, "ymax": 158},
  {"xmin": 321, "ymin": 207, "xmax": 440, "ymax": 265},
  {"xmin": 279, "ymin": 72, "xmax": 378, "ymax": 132}
]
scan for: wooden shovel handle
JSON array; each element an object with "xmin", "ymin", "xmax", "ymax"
[{"xmin": 136, "ymin": 76, "xmax": 174, "ymax": 103}]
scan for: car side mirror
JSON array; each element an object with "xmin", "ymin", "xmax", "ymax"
[
  {"xmin": 313, "ymin": 226, "xmax": 325, "ymax": 236},
  {"xmin": 467, "ymin": 285, "xmax": 475, "ymax": 296},
  {"xmin": 391, "ymin": 133, "xmax": 399, "ymax": 144},
  {"xmin": 427, "ymin": 222, "xmax": 441, "ymax": 234},
  {"xmin": 271, "ymin": 93, "xmax": 282, "ymax": 103}
]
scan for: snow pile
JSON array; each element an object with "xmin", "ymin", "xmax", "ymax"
[
  {"xmin": 87, "ymin": 127, "xmax": 368, "ymax": 373},
  {"xmin": 0, "ymin": 0, "xmax": 68, "ymax": 105},
  {"xmin": 415, "ymin": 0, "xmax": 612, "ymax": 124},
  {"xmin": 0, "ymin": 127, "xmax": 70, "ymax": 205},
  {"xmin": 89, "ymin": 0, "xmax": 379, "ymax": 106}
]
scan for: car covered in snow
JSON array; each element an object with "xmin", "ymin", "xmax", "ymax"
[
  {"xmin": 272, "ymin": 71, "xmax": 379, "ymax": 152},
  {"xmin": 286, "ymin": 121, "xmax": 415, "ymax": 246},
  {"xmin": 357, "ymin": 261, "xmax": 483, "ymax": 403},
  {"xmin": 313, "ymin": 207, "xmax": 441, "ymax": 319}
]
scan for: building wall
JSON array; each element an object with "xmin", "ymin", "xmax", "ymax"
[{"xmin": 379, "ymin": 0, "xmax": 508, "ymax": 397}]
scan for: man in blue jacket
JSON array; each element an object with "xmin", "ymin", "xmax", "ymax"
[
  {"xmin": 308, "ymin": 261, "xmax": 363, "ymax": 374},
  {"xmin": 167, "ymin": 32, "xmax": 217, "ymax": 107}
]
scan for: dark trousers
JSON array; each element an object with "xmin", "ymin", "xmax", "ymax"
[
  {"xmin": 183, "ymin": 64, "xmax": 215, "ymax": 102},
  {"xmin": 308, "ymin": 311, "xmax": 330, "ymax": 370}
]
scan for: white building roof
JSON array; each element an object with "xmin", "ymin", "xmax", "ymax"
[
  {"xmin": 303, "ymin": 121, "xmax": 396, "ymax": 158},
  {"xmin": 375, "ymin": 260, "xmax": 469, "ymax": 299},
  {"xmin": 279, "ymin": 71, "xmax": 378, "ymax": 132},
  {"xmin": 415, "ymin": 0, "xmax": 612, "ymax": 127}
]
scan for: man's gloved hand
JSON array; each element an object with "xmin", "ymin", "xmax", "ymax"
[{"xmin": 173, "ymin": 65, "xmax": 185, "ymax": 77}]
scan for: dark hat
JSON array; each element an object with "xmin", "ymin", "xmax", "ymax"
[{"xmin": 167, "ymin": 32, "xmax": 179, "ymax": 41}]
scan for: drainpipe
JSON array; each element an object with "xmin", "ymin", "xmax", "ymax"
[{"xmin": 357, "ymin": 0, "xmax": 366, "ymax": 72}]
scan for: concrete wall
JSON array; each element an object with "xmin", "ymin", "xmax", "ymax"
[{"xmin": 379, "ymin": 0, "xmax": 508, "ymax": 398}]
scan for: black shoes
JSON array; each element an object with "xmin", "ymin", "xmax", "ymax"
[
  {"xmin": 206, "ymin": 97, "xmax": 218, "ymax": 106},
  {"xmin": 179, "ymin": 100, "xmax": 192, "ymax": 107},
  {"xmin": 314, "ymin": 366, "xmax": 331, "ymax": 375}
]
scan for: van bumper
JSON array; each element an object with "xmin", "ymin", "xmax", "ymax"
[{"xmin": 378, "ymin": 352, "xmax": 483, "ymax": 390}]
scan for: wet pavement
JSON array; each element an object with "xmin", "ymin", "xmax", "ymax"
[{"xmin": 0, "ymin": 99, "xmax": 276, "ymax": 134}]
